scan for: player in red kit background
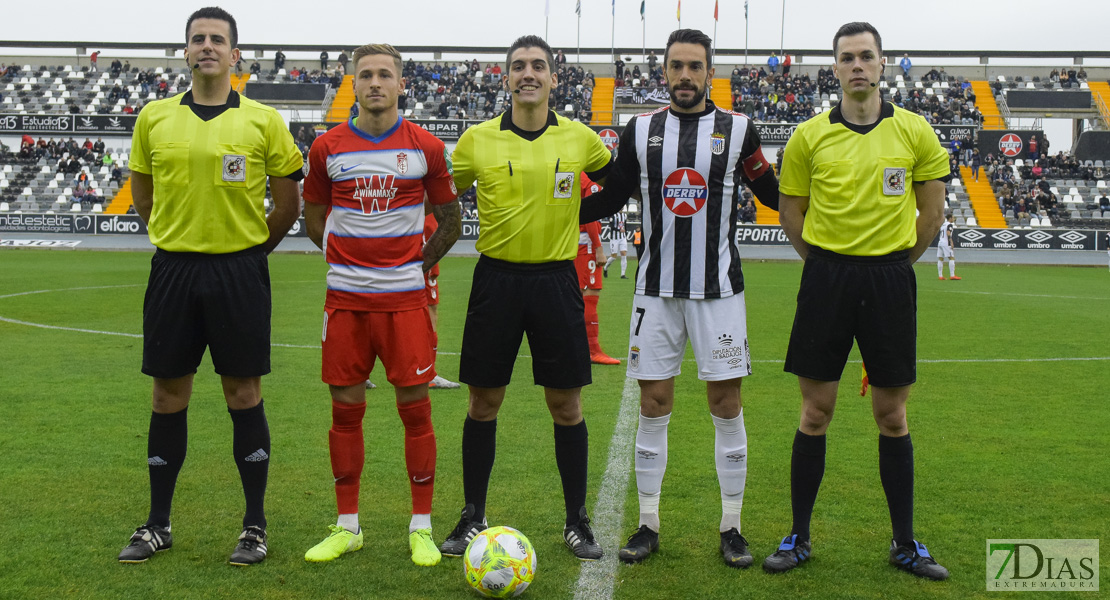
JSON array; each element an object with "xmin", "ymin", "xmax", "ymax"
[
  {"xmin": 576, "ymin": 174, "xmax": 620, "ymax": 365},
  {"xmin": 423, "ymin": 211, "xmax": 462, "ymax": 388}
]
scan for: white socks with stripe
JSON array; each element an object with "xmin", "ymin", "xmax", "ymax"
[
  {"xmin": 620, "ymin": 255, "xmax": 628, "ymax": 276},
  {"xmin": 714, "ymin": 410, "xmax": 748, "ymax": 533},
  {"xmin": 634, "ymin": 412, "xmax": 670, "ymax": 532}
]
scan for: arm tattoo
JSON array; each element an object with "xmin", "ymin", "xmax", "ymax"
[{"xmin": 423, "ymin": 199, "xmax": 462, "ymax": 272}]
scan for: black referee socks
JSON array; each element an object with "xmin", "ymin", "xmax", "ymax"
[
  {"xmin": 879, "ymin": 433, "xmax": 915, "ymax": 548},
  {"xmin": 229, "ymin": 400, "xmax": 270, "ymax": 530},
  {"xmin": 554, "ymin": 420, "xmax": 589, "ymax": 525},
  {"xmin": 790, "ymin": 429, "xmax": 826, "ymax": 543},
  {"xmin": 462, "ymin": 416, "xmax": 498, "ymax": 521},
  {"xmin": 146, "ymin": 407, "xmax": 188, "ymax": 529}
]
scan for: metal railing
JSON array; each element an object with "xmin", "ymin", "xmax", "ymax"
[{"xmin": 320, "ymin": 86, "xmax": 336, "ymax": 120}]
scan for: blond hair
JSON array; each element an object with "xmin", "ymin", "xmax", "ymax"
[{"xmin": 351, "ymin": 43, "xmax": 403, "ymax": 76}]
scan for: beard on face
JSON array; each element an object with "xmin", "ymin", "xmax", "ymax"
[{"xmin": 670, "ymin": 81, "xmax": 707, "ymax": 109}]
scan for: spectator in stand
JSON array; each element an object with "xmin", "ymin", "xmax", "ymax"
[
  {"xmin": 768, "ymin": 52, "xmax": 779, "ymax": 74},
  {"xmin": 900, "ymin": 54, "xmax": 911, "ymax": 79},
  {"xmin": 111, "ymin": 165, "xmax": 123, "ymax": 184},
  {"xmin": 970, "ymin": 148, "xmax": 981, "ymax": 182},
  {"xmin": 320, "ymin": 50, "xmax": 329, "ymax": 71},
  {"xmin": 739, "ymin": 198, "xmax": 757, "ymax": 224},
  {"xmin": 1099, "ymin": 192, "xmax": 1110, "ymax": 217},
  {"xmin": 1014, "ymin": 195, "xmax": 1029, "ymax": 227},
  {"xmin": 950, "ymin": 136, "xmax": 963, "ymax": 166},
  {"xmin": 110, "ymin": 59, "xmax": 123, "ymax": 77},
  {"xmin": 274, "ymin": 49, "xmax": 286, "ymax": 72},
  {"xmin": 647, "ymin": 50, "xmax": 658, "ymax": 71},
  {"xmin": 85, "ymin": 188, "xmax": 99, "ymax": 207},
  {"xmin": 614, "ymin": 55, "xmax": 625, "ymax": 80},
  {"xmin": 250, "ymin": 60, "xmax": 261, "ymax": 75},
  {"xmin": 337, "ymin": 50, "xmax": 349, "ymax": 73},
  {"xmin": 1028, "ymin": 135, "xmax": 1038, "ymax": 162},
  {"xmin": 90, "ymin": 51, "xmax": 100, "ymax": 72},
  {"xmin": 71, "ymin": 184, "xmax": 86, "ymax": 204}
]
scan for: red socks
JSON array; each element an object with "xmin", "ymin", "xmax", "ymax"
[
  {"xmin": 584, "ymin": 294, "xmax": 601, "ymax": 354},
  {"xmin": 397, "ymin": 398, "xmax": 436, "ymax": 514},
  {"xmin": 329, "ymin": 400, "xmax": 366, "ymax": 515}
]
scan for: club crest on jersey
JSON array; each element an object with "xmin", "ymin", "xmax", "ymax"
[
  {"xmin": 662, "ymin": 168, "xmax": 708, "ymax": 217},
  {"xmin": 554, "ymin": 171, "xmax": 575, "ymax": 199},
  {"xmin": 353, "ymin": 174, "xmax": 398, "ymax": 214},
  {"xmin": 222, "ymin": 154, "xmax": 246, "ymax": 182},
  {"xmin": 396, "ymin": 152, "xmax": 408, "ymax": 175},
  {"xmin": 710, "ymin": 132, "xmax": 726, "ymax": 156},
  {"xmin": 883, "ymin": 167, "xmax": 906, "ymax": 195},
  {"xmin": 629, "ymin": 346, "xmax": 640, "ymax": 371}
]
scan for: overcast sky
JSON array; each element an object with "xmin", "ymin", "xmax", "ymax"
[{"xmin": 4, "ymin": 0, "xmax": 1108, "ymax": 54}]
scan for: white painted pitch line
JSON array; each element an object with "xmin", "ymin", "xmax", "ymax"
[
  {"xmin": 4, "ymin": 314, "xmax": 1110, "ymax": 366},
  {"xmin": 574, "ymin": 377, "xmax": 639, "ymax": 600},
  {"xmin": 0, "ymin": 316, "xmax": 143, "ymax": 338}
]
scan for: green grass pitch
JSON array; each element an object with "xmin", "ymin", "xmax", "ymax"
[{"xmin": 0, "ymin": 249, "xmax": 1106, "ymax": 599}]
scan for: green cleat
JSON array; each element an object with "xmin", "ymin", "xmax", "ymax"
[
  {"xmin": 305, "ymin": 525, "xmax": 364, "ymax": 562},
  {"xmin": 410, "ymin": 529, "xmax": 442, "ymax": 566}
]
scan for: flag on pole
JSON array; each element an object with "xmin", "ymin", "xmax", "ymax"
[
  {"xmin": 640, "ymin": 0, "xmax": 645, "ymax": 20},
  {"xmin": 677, "ymin": 0, "xmax": 681, "ymax": 21},
  {"xmin": 714, "ymin": 0, "xmax": 719, "ymax": 20},
  {"xmin": 576, "ymin": 0, "xmax": 581, "ymax": 16},
  {"xmin": 744, "ymin": 0, "xmax": 748, "ymax": 18},
  {"xmin": 612, "ymin": 0, "xmax": 616, "ymax": 15},
  {"xmin": 545, "ymin": 0, "xmax": 550, "ymax": 17}
]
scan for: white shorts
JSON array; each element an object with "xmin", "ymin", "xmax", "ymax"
[
  {"xmin": 937, "ymin": 245, "xmax": 954, "ymax": 259},
  {"xmin": 626, "ymin": 293, "xmax": 752, "ymax": 381},
  {"xmin": 609, "ymin": 236, "xmax": 628, "ymax": 254}
]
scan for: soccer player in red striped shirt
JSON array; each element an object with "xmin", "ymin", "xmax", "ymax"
[
  {"xmin": 302, "ymin": 43, "xmax": 461, "ymax": 566},
  {"xmin": 576, "ymin": 174, "xmax": 620, "ymax": 365}
]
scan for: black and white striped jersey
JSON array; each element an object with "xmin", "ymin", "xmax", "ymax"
[{"xmin": 592, "ymin": 101, "xmax": 776, "ymax": 299}]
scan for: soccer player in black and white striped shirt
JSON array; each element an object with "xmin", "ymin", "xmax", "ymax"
[{"xmin": 581, "ymin": 29, "xmax": 780, "ymax": 568}]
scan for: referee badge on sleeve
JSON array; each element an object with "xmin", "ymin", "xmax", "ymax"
[
  {"xmin": 554, "ymin": 171, "xmax": 574, "ymax": 199},
  {"xmin": 883, "ymin": 167, "xmax": 906, "ymax": 195},
  {"xmin": 223, "ymin": 154, "xmax": 246, "ymax": 182}
]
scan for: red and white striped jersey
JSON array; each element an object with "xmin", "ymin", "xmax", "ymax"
[{"xmin": 304, "ymin": 118, "xmax": 457, "ymax": 311}]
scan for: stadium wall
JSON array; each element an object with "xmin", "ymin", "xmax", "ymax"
[{"xmin": 4, "ymin": 214, "xmax": 1106, "ymax": 253}]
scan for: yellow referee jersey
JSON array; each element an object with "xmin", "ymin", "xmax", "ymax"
[
  {"xmin": 130, "ymin": 91, "xmax": 304, "ymax": 254},
  {"xmin": 779, "ymin": 103, "xmax": 949, "ymax": 256},
  {"xmin": 452, "ymin": 109, "xmax": 611, "ymax": 263}
]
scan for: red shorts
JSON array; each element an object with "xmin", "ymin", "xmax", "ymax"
[
  {"xmin": 575, "ymin": 253, "xmax": 602, "ymax": 290},
  {"xmin": 321, "ymin": 307, "xmax": 436, "ymax": 387},
  {"xmin": 425, "ymin": 263, "xmax": 440, "ymax": 306}
]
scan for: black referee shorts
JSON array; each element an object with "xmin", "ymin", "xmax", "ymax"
[
  {"xmin": 784, "ymin": 247, "xmax": 917, "ymax": 388},
  {"xmin": 142, "ymin": 247, "xmax": 271, "ymax": 379},
  {"xmin": 459, "ymin": 255, "xmax": 591, "ymax": 389}
]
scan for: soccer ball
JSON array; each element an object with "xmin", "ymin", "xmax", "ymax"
[{"xmin": 463, "ymin": 526, "xmax": 537, "ymax": 598}]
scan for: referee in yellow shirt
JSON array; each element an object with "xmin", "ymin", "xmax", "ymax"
[
  {"xmin": 763, "ymin": 22, "xmax": 950, "ymax": 580},
  {"xmin": 117, "ymin": 7, "xmax": 303, "ymax": 567},
  {"xmin": 439, "ymin": 35, "xmax": 612, "ymax": 561}
]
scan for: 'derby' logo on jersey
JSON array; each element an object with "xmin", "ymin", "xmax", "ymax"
[
  {"xmin": 353, "ymin": 174, "xmax": 398, "ymax": 214},
  {"xmin": 662, "ymin": 168, "xmax": 708, "ymax": 217}
]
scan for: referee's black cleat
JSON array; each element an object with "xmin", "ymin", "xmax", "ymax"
[
  {"xmin": 564, "ymin": 507, "xmax": 603, "ymax": 561},
  {"xmin": 118, "ymin": 524, "xmax": 172, "ymax": 563},
  {"xmin": 618, "ymin": 525, "xmax": 659, "ymax": 564},
  {"xmin": 720, "ymin": 528, "xmax": 753, "ymax": 568},
  {"xmin": 889, "ymin": 540, "xmax": 949, "ymax": 581},
  {"xmin": 762, "ymin": 534, "xmax": 812, "ymax": 573},
  {"xmin": 440, "ymin": 504, "xmax": 487, "ymax": 557},
  {"xmin": 229, "ymin": 526, "xmax": 268, "ymax": 566}
]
